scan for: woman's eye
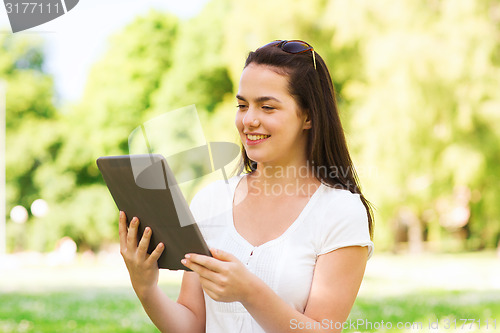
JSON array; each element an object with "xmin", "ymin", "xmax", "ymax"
[
  {"xmin": 262, "ymin": 106, "xmax": 275, "ymax": 111},
  {"xmin": 236, "ymin": 104, "xmax": 247, "ymax": 110}
]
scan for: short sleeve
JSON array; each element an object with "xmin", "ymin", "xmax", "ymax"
[
  {"xmin": 189, "ymin": 179, "xmax": 232, "ymax": 225},
  {"xmin": 188, "ymin": 179, "xmax": 233, "ymax": 247},
  {"xmin": 317, "ymin": 192, "xmax": 374, "ymax": 260},
  {"xmin": 189, "ymin": 188, "xmax": 205, "ymax": 224},
  {"xmin": 189, "ymin": 182, "xmax": 218, "ymax": 245}
]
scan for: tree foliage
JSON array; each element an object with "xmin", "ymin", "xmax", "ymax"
[{"xmin": 1, "ymin": 33, "xmax": 63, "ymax": 251}]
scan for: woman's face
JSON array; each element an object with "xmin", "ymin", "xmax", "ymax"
[{"xmin": 235, "ymin": 63, "xmax": 311, "ymax": 168}]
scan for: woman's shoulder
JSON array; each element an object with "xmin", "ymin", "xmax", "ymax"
[
  {"xmin": 314, "ymin": 184, "xmax": 368, "ymax": 225},
  {"xmin": 189, "ymin": 174, "xmax": 243, "ymax": 225},
  {"xmin": 314, "ymin": 183, "xmax": 373, "ymax": 258},
  {"xmin": 190, "ymin": 174, "xmax": 243, "ymax": 206},
  {"xmin": 320, "ymin": 184, "xmax": 364, "ymax": 209}
]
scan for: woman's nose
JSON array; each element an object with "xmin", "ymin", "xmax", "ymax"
[{"xmin": 242, "ymin": 108, "xmax": 260, "ymax": 128}]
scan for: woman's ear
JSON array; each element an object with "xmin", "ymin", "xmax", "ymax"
[{"xmin": 302, "ymin": 112, "xmax": 312, "ymax": 130}]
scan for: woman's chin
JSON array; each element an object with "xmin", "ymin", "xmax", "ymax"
[
  {"xmin": 246, "ymin": 154, "xmax": 267, "ymax": 164},
  {"xmin": 247, "ymin": 156, "xmax": 276, "ymax": 166}
]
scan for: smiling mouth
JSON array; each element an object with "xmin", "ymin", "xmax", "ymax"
[{"xmin": 246, "ymin": 134, "xmax": 271, "ymax": 141}]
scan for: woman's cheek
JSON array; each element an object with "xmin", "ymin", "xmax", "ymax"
[{"xmin": 235, "ymin": 114, "xmax": 244, "ymax": 130}]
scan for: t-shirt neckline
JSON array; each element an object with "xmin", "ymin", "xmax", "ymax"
[{"xmin": 228, "ymin": 173, "xmax": 325, "ymax": 250}]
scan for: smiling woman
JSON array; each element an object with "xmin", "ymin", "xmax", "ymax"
[{"xmin": 119, "ymin": 39, "xmax": 374, "ymax": 333}]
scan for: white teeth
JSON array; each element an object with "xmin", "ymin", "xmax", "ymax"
[{"xmin": 247, "ymin": 134, "xmax": 270, "ymax": 141}]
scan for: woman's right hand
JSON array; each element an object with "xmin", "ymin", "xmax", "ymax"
[{"xmin": 119, "ymin": 211, "xmax": 165, "ymax": 299}]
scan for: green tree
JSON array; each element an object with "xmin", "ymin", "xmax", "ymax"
[
  {"xmin": 323, "ymin": 0, "xmax": 500, "ymax": 251},
  {"xmin": 148, "ymin": 0, "xmax": 233, "ymax": 115},
  {"xmin": 1, "ymin": 34, "xmax": 61, "ymax": 251}
]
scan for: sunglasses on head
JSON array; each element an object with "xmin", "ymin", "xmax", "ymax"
[{"xmin": 257, "ymin": 40, "xmax": 317, "ymax": 70}]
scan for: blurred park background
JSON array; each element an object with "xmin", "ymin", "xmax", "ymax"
[{"xmin": 1, "ymin": 0, "xmax": 500, "ymax": 332}]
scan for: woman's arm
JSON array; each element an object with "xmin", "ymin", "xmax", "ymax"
[
  {"xmin": 183, "ymin": 245, "xmax": 368, "ymax": 333},
  {"xmin": 244, "ymin": 246, "xmax": 368, "ymax": 332},
  {"xmin": 119, "ymin": 212, "xmax": 205, "ymax": 333}
]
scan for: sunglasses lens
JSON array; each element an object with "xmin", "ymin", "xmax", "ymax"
[
  {"xmin": 281, "ymin": 41, "xmax": 312, "ymax": 54},
  {"xmin": 257, "ymin": 40, "xmax": 283, "ymax": 50}
]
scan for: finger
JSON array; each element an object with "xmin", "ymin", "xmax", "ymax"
[
  {"xmin": 118, "ymin": 211, "xmax": 127, "ymax": 252},
  {"xmin": 137, "ymin": 226, "xmax": 152, "ymax": 258},
  {"xmin": 182, "ymin": 258, "xmax": 219, "ymax": 282},
  {"xmin": 127, "ymin": 216, "xmax": 139, "ymax": 251},
  {"xmin": 210, "ymin": 248, "xmax": 236, "ymax": 262},
  {"xmin": 203, "ymin": 288, "xmax": 221, "ymax": 302},
  {"xmin": 186, "ymin": 254, "xmax": 223, "ymax": 273},
  {"xmin": 198, "ymin": 275, "xmax": 222, "ymax": 297},
  {"xmin": 146, "ymin": 242, "xmax": 165, "ymax": 265}
]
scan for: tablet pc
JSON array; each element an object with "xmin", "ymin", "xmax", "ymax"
[{"xmin": 96, "ymin": 154, "xmax": 212, "ymax": 271}]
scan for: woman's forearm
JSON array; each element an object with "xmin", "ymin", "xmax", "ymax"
[
  {"xmin": 137, "ymin": 285, "xmax": 204, "ymax": 333},
  {"xmin": 241, "ymin": 278, "xmax": 337, "ymax": 333}
]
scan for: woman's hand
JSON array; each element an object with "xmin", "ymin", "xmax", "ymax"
[
  {"xmin": 119, "ymin": 211, "xmax": 165, "ymax": 299},
  {"xmin": 181, "ymin": 248, "xmax": 258, "ymax": 303}
]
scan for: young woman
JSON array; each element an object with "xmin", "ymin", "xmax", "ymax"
[{"xmin": 119, "ymin": 40, "xmax": 374, "ymax": 332}]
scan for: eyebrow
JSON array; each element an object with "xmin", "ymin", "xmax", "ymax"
[{"xmin": 236, "ymin": 94, "xmax": 282, "ymax": 104}]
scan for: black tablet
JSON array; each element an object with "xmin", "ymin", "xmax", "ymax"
[{"xmin": 96, "ymin": 154, "xmax": 211, "ymax": 271}]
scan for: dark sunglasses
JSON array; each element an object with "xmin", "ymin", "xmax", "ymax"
[{"xmin": 257, "ymin": 40, "xmax": 316, "ymax": 70}]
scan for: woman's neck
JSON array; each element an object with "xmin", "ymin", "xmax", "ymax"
[{"xmin": 247, "ymin": 158, "xmax": 320, "ymax": 197}]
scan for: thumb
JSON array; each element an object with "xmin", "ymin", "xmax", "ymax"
[{"xmin": 210, "ymin": 248, "xmax": 234, "ymax": 261}]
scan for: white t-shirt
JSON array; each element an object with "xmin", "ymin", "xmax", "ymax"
[{"xmin": 189, "ymin": 174, "xmax": 374, "ymax": 333}]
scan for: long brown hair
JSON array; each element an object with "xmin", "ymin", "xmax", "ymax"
[{"xmin": 233, "ymin": 41, "xmax": 374, "ymax": 239}]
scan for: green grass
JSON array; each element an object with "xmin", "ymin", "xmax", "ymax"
[
  {"xmin": 1, "ymin": 251, "xmax": 499, "ymax": 332},
  {"xmin": 0, "ymin": 285, "xmax": 180, "ymax": 333},
  {"xmin": 348, "ymin": 290, "xmax": 500, "ymax": 332},
  {"xmin": 1, "ymin": 288, "xmax": 498, "ymax": 332},
  {"xmin": 0, "ymin": 288, "xmax": 155, "ymax": 333}
]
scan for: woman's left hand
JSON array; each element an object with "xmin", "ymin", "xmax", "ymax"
[{"xmin": 181, "ymin": 248, "xmax": 257, "ymax": 303}]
